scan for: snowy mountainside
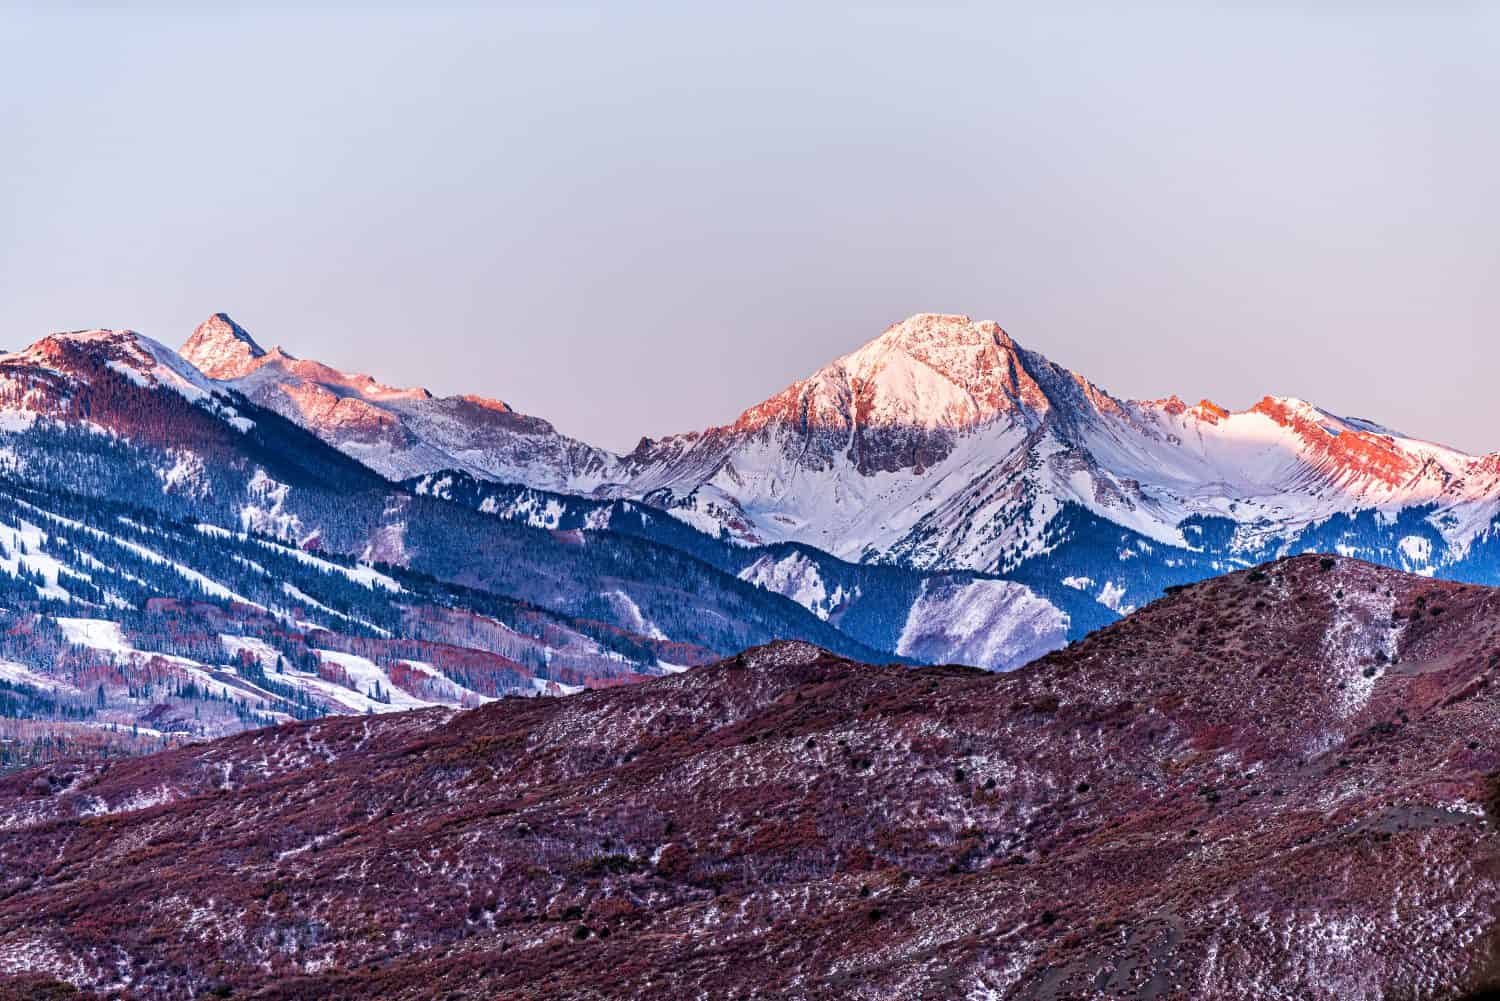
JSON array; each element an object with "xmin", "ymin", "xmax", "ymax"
[
  {"xmin": 0, "ymin": 475, "xmax": 693, "ymax": 766},
  {"xmin": 410, "ymin": 469, "xmax": 1070, "ymax": 668},
  {"xmin": 0, "ymin": 326, "xmax": 907, "ymax": 705},
  {"xmin": 894, "ymin": 576, "xmax": 1066, "ymax": 670},
  {"xmin": 0, "ymin": 325, "xmax": 394, "ymax": 552},
  {"xmin": 16, "ymin": 310, "xmax": 1500, "ymax": 681},
  {"xmin": 179, "ymin": 313, "xmax": 618, "ymax": 490},
  {"xmin": 169, "ymin": 309, "xmax": 1500, "ymax": 624},
  {"xmin": 608, "ymin": 313, "xmax": 1500, "ymax": 620},
  {"xmin": 196, "ymin": 301, "xmax": 1500, "ymax": 657}
]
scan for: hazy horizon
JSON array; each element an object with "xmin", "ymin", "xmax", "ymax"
[{"xmin": 5, "ymin": 5, "xmax": 1497, "ymax": 452}]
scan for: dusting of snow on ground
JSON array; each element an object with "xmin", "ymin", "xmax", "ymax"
[
  {"xmin": 0, "ymin": 659, "xmax": 82, "ymax": 695},
  {"xmin": 56, "ymin": 618, "xmax": 131, "ymax": 653},
  {"xmin": 739, "ymin": 641, "xmax": 827, "ymax": 669},
  {"xmin": 157, "ymin": 449, "xmax": 208, "ymax": 498},
  {"xmin": 1319, "ymin": 566, "xmax": 1402, "ymax": 717},
  {"xmin": 240, "ymin": 468, "xmax": 303, "ymax": 540},
  {"xmin": 220, "ymin": 635, "xmax": 282, "ymax": 670},
  {"xmin": 313, "ymin": 649, "xmax": 433, "ymax": 712},
  {"xmin": 1098, "ymin": 579, "xmax": 1133, "ymax": 614},
  {"xmin": 0, "ymin": 518, "xmax": 75, "ymax": 600},
  {"xmin": 530, "ymin": 676, "xmax": 585, "ymax": 697},
  {"xmin": 1398, "ymin": 535, "xmax": 1435, "ymax": 576}
]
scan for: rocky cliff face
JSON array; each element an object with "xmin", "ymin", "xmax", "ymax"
[
  {"xmin": 5, "ymin": 556, "xmax": 1500, "ymax": 999},
  {"xmin": 179, "ymin": 312, "xmax": 267, "ymax": 379}
]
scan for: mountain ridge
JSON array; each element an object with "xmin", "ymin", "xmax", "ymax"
[
  {"xmin": 0, "ymin": 325, "xmax": 948, "ymax": 744},
  {"xmin": 14, "ymin": 310, "xmax": 1500, "ymax": 661},
  {"xmin": 163, "ymin": 308, "xmax": 1500, "ymax": 636},
  {"xmin": 178, "ymin": 312, "xmax": 613, "ymax": 490}
]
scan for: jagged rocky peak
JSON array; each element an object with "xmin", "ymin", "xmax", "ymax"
[
  {"xmin": 0, "ymin": 325, "xmax": 243, "ymax": 435},
  {"xmin": 14, "ymin": 327, "xmax": 135, "ymax": 361},
  {"xmin": 181, "ymin": 312, "xmax": 267, "ymax": 379},
  {"xmin": 858, "ymin": 312, "xmax": 1017, "ymax": 370},
  {"xmin": 728, "ymin": 312, "xmax": 1123, "ymax": 444}
]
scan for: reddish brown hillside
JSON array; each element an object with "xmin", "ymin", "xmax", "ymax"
[{"xmin": 3, "ymin": 555, "xmax": 1500, "ymax": 999}]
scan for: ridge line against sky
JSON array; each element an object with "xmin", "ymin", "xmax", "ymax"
[{"xmin": 3, "ymin": 5, "xmax": 1497, "ymax": 452}]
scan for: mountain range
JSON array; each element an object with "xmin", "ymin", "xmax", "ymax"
[
  {"xmin": 4, "ymin": 309, "xmax": 1500, "ymax": 997},
  {"xmin": 179, "ymin": 308, "xmax": 1500, "ymax": 629},
  {"xmin": 1, "ymin": 308, "xmax": 1498, "ymax": 763}
]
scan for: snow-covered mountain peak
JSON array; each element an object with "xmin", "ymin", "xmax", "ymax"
[
  {"xmin": 0, "ymin": 327, "xmax": 264, "ymax": 441},
  {"xmin": 611, "ymin": 311, "xmax": 1500, "ymax": 582},
  {"xmin": 181, "ymin": 312, "xmax": 266, "ymax": 379},
  {"xmin": 863, "ymin": 312, "xmax": 1015, "ymax": 354},
  {"xmin": 174, "ymin": 315, "xmax": 618, "ymax": 489},
  {"xmin": 180, "ymin": 316, "xmax": 432, "ymax": 403},
  {"xmin": 716, "ymin": 313, "xmax": 1124, "ymax": 454},
  {"xmin": 1145, "ymin": 396, "xmax": 1231, "ymax": 423}
]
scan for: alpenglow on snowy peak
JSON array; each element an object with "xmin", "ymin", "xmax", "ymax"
[
  {"xmin": 178, "ymin": 312, "xmax": 620, "ymax": 490},
  {"xmin": 0, "ymin": 326, "xmax": 259, "ymax": 433},
  {"xmin": 171, "ymin": 309, "xmax": 1500, "ymax": 635},
  {"xmin": 622, "ymin": 312, "xmax": 1121, "ymax": 479},
  {"xmin": 609, "ymin": 312, "xmax": 1500, "ymax": 618},
  {"xmin": 179, "ymin": 312, "xmax": 267, "ymax": 379}
]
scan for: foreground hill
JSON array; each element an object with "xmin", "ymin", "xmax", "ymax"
[{"xmin": 4, "ymin": 555, "xmax": 1500, "ymax": 998}]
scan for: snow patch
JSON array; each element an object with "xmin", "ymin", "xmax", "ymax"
[
  {"xmin": 738, "ymin": 551, "xmax": 855, "ymax": 621},
  {"xmin": 895, "ymin": 578, "xmax": 1067, "ymax": 671}
]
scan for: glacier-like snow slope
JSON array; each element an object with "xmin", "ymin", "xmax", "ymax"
[
  {"xmin": 737, "ymin": 551, "xmax": 855, "ymax": 622},
  {"xmin": 894, "ymin": 577, "xmax": 1067, "ymax": 671}
]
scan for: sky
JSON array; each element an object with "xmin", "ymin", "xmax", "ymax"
[{"xmin": 3, "ymin": 5, "xmax": 1498, "ymax": 453}]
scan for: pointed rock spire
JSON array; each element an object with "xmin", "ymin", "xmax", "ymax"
[{"xmin": 181, "ymin": 312, "xmax": 266, "ymax": 379}]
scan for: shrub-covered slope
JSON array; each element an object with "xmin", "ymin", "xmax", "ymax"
[{"xmin": 4, "ymin": 556, "xmax": 1500, "ymax": 998}]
